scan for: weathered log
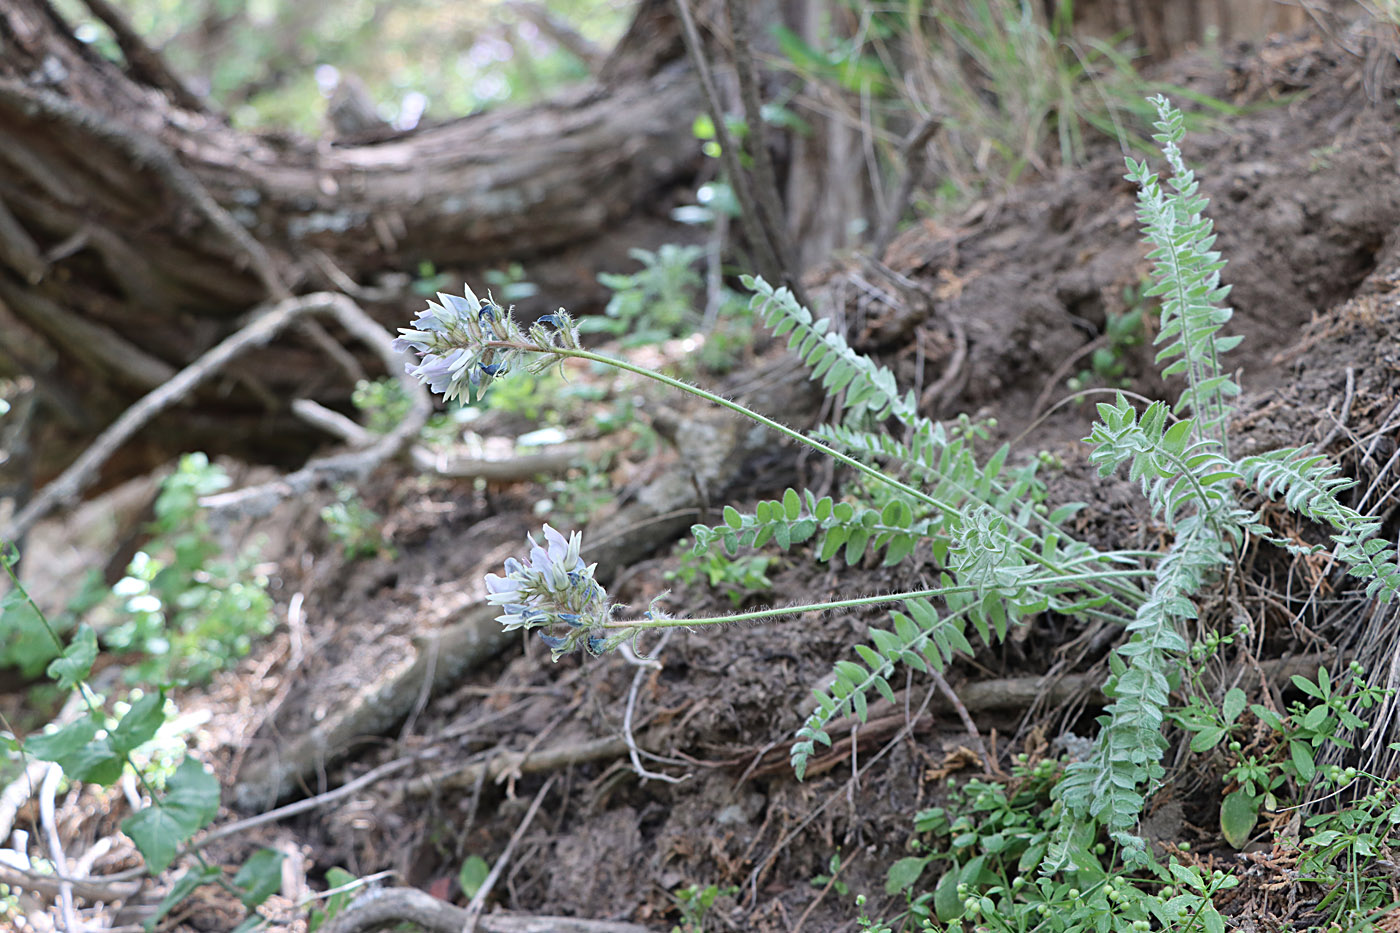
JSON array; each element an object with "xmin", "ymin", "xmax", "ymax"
[{"xmin": 0, "ymin": 0, "xmax": 701, "ymax": 483}]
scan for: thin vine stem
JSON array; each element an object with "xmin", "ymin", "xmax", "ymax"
[
  {"xmin": 602, "ymin": 568, "xmax": 1155, "ymax": 632},
  {"xmin": 493, "ymin": 339, "xmax": 1147, "ymax": 616}
]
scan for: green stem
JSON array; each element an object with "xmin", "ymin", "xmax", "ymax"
[
  {"xmin": 517, "ymin": 343, "xmax": 947, "ymax": 511},
  {"xmin": 497, "ymin": 341, "xmax": 1151, "ymax": 613},
  {"xmin": 602, "ymin": 569, "xmax": 1154, "ymax": 632}
]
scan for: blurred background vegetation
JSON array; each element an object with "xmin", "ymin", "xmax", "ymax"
[{"xmin": 53, "ymin": 0, "xmax": 632, "ymax": 131}]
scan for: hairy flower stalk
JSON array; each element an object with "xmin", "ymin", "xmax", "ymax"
[{"xmin": 399, "ymin": 287, "xmax": 1043, "ymax": 552}]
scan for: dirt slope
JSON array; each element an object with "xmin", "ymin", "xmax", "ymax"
[{"xmin": 41, "ymin": 26, "xmax": 1400, "ymax": 933}]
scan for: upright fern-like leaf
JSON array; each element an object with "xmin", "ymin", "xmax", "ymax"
[
  {"xmin": 1052, "ymin": 517, "xmax": 1226, "ymax": 868},
  {"xmin": 1239, "ymin": 447, "xmax": 1400, "ymax": 603},
  {"xmin": 1127, "ymin": 96, "xmax": 1242, "ymax": 448},
  {"xmin": 744, "ymin": 275, "xmax": 918, "ymax": 425},
  {"xmin": 1085, "ymin": 395, "xmax": 1240, "ymax": 528},
  {"xmin": 1239, "ymin": 448, "xmax": 1376, "ymax": 537},
  {"xmin": 1052, "ymin": 98, "xmax": 1247, "ymax": 866},
  {"xmin": 791, "ymin": 598, "xmax": 973, "ymax": 779}
]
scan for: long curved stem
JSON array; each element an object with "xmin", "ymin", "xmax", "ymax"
[
  {"xmin": 507, "ymin": 342, "xmax": 946, "ymax": 510},
  {"xmin": 494, "ymin": 340, "xmax": 1148, "ymax": 617},
  {"xmin": 603, "ymin": 568, "xmax": 1154, "ymax": 632}
]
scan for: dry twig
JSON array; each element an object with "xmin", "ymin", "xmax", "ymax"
[{"xmin": 4, "ymin": 292, "xmax": 428, "ymax": 541}]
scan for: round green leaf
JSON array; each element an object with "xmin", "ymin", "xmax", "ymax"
[{"xmin": 1219, "ymin": 789, "xmax": 1258, "ymax": 849}]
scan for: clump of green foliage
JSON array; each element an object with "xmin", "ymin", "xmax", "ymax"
[
  {"xmin": 352, "ymin": 376, "xmax": 414, "ymax": 434},
  {"xmin": 670, "ymin": 882, "xmax": 739, "ymax": 933},
  {"xmin": 5, "ymin": 456, "xmax": 287, "ymax": 926},
  {"xmin": 535, "ymin": 463, "xmax": 614, "ymax": 524},
  {"xmin": 1067, "ymin": 292, "xmax": 1147, "ymax": 393},
  {"xmin": 584, "ymin": 245, "xmax": 755, "ymax": 373},
  {"xmin": 666, "ymin": 539, "xmax": 774, "ymax": 608},
  {"xmin": 583, "ymin": 245, "xmax": 708, "ymax": 344},
  {"xmin": 321, "ymin": 485, "xmax": 395, "ymax": 560},
  {"xmin": 101, "ymin": 453, "xmax": 273, "ymax": 686}
]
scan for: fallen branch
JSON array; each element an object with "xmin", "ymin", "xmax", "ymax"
[
  {"xmin": 4, "ymin": 291, "xmax": 427, "ymax": 541},
  {"xmin": 291, "ymin": 398, "xmax": 616, "ymax": 482},
  {"xmin": 323, "ymin": 886, "xmax": 650, "ymax": 933}
]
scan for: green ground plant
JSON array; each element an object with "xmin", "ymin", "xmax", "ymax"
[
  {"xmin": 3, "ymin": 555, "xmax": 286, "ymax": 929},
  {"xmin": 1067, "ymin": 291, "xmax": 1147, "ymax": 394},
  {"xmin": 394, "ymin": 94, "xmax": 1400, "ymax": 929},
  {"xmin": 0, "ymin": 452, "xmax": 291, "ymax": 926},
  {"xmin": 666, "ymin": 539, "xmax": 774, "ymax": 608},
  {"xmin": 352, "ymin": 376, "xmax": 414, "ymax": 434},
  {"xmin": 321, "ymin": 485, "xmax": 395, "ymax": 560},
  {"xmin": 101, "ymin": 453, "xmax": 273, "ymax": 686},
  {"xmin": 535, "ymin": 462, "xmax": 615, "ymax": 524},
  {"xmin": 582, "ymin": 244, "xmax": 708, "ymax": 344},
  {"xmin": 669, "ymin": 882, "xmax": 739, "ymax": 933},
  {"xmin": 583, "ymin": 244, "xmax": 755, "ymax": 373}
]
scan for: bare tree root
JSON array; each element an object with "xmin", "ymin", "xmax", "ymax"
[
  {"xmin": 321, "ymin": 886, "xmax": 650, "ymax": 933},
  {"xmin": 292, "ymin": 397, "xmax": 619, "ymax": 482},
  {"xmin": 395, "ymin": 735, "xmax": 637, "ymax": 803},
  {"xmin": 3, "ymin": 291, "xmax": 430, "ymax": 542}
]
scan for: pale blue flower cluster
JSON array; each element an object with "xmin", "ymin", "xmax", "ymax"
[
  {"xmin": 393, "ymin": 285, "xmax": 581, "ymax": 403},
  {"xmin": 484, "ymin": 524, "xmax": 612, "ymax": 657},
  {"xmin": 392, "ymin": 286, "xmax": 520, "ymax": 402}
]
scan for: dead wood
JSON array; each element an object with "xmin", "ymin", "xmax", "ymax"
[
  {"xmin": 322, "ymin": 886, "xmax": 650, "ymax": 933},
  {"xmin": 2, "ymin": 291, "xmax": 430, "ymax": 543},
  {"xmin": 0, "ymin": 0, "xmax": 703, "ymax": 482}
]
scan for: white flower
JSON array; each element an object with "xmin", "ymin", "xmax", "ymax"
[{"xmin": 484, "ymin": 525, "xmax": 610, "ymax": 656}]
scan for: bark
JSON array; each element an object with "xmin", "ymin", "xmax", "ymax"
[
  {"xmin": 0, "ymin": 0, "xmax": 700, "ymax": 484},
  {"xmin": 1070, "ymin": 0, "xmax": 1310, "ymax": 58}
]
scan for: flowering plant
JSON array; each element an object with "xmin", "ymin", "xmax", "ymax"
[
  {"xmin": 392, "ymin": 285, "xmax": 579, "ymax": 402},
  {"xmin": 483, "ymin": 524, "xmax": 613, "ymax": 658},
  {"xmin": 394, "ymin": 100, "xmax": 1400, "ymax": 872}
]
